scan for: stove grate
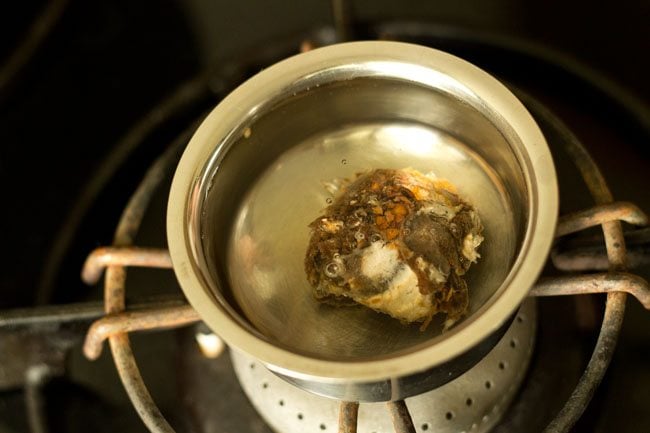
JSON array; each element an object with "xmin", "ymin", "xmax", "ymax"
[{"xmin": 75, "ymin": 71, "xmax": 649, "ymax": 433}]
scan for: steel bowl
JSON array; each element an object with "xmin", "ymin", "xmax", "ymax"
[{"xmin": 167, "ymin": 41, "xmax": 558, "ymax": 402}]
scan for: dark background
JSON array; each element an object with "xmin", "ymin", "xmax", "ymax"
[
  {"xmin": 2, "ymin": 0, "xmax": 649, "ymax": 305},
  {"xmin": 0, "ymin": 1, "xmax": 648, "ymax": 432}
]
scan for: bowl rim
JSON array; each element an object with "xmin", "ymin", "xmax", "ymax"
[{"xmin": 166, "ymin": 41, "xmax": 558, "ymax": 382}]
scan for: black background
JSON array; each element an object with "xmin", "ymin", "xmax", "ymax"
[{"xmin": 0, "ymin": 1, "xmax": 648, "ymax": 432}]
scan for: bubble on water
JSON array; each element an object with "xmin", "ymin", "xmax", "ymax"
[
  {"xmin": 403, "ymin": 228, "xmax": 411, "ymax": 236},
  {"xmin": 326, "ymin": 198, "xmax": 333, "ymax": 204},
  {"xmin": 369, "ymin": 233, "xmax": 383, "ymax": 243},
  {"xmin": 353, "ymin": 209, "xmax": 367, "ymax": 219},
  {"xmin": 324, "ymin": 262, "xmax": 342, "ymax": 278},
  {"xmin": 341, "ymin": 159, "xmax": 347, "ymax": 165},
  {"xmin": 354, "ymin": 231, "xmax": 365, "ymax": 241}
]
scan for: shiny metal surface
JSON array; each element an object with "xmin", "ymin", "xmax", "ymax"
[
  {"xmin": 167, "ymin": 41, "xmax": 557, "ymax": 391},
  {"xmin": 232, "ymin": 299, "xmax": 537, "ymax": 433},
  {"xmin": 228, "ymin": 121, "xmax": 516, "ymax": 359}
]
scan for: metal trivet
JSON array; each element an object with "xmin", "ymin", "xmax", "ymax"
[
  {"xmin": 232, "ymin": 300, "xmax": 536, "ymax": 433},
  {"xmin": 0, "ymin": 1, "xmax": 647, "ymax": 432},
  {"xmin": 72, "ymin": 80, "xmax": 650, "ymax": 433}
]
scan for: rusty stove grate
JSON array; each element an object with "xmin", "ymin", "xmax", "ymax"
[
  {"xmin": 76, "ymin": 61, "xmax": 649, "ymax": 433},
  {"xmin": 4, "ymin": 1, "xmax": 647, "ymax": 433}
]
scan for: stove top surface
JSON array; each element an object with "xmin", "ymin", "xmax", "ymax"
[{"xmin": 1, "ymin": 1, "xmax": 649, "ymax": 432}]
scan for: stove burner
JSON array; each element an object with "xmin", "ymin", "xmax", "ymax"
[
  {"xmin": 1, "ymin": 3, "xmax": 649, "ymax": 432},
  {"xmin": 62, "ymin": 66, "xmax": 648, "ymax": 433},
  {"xmin": 233, "ymin": 300, "xmax": 536, "ymax": 433}
]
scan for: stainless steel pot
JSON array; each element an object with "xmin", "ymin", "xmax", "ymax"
[{"xmin": 167, "ymin": 41, "xmax": 558, "ymax": 402}]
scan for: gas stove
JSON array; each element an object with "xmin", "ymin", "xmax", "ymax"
[{"xmin": 1, "ymin": 2, "xmax": 649, "ymax": 433}]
